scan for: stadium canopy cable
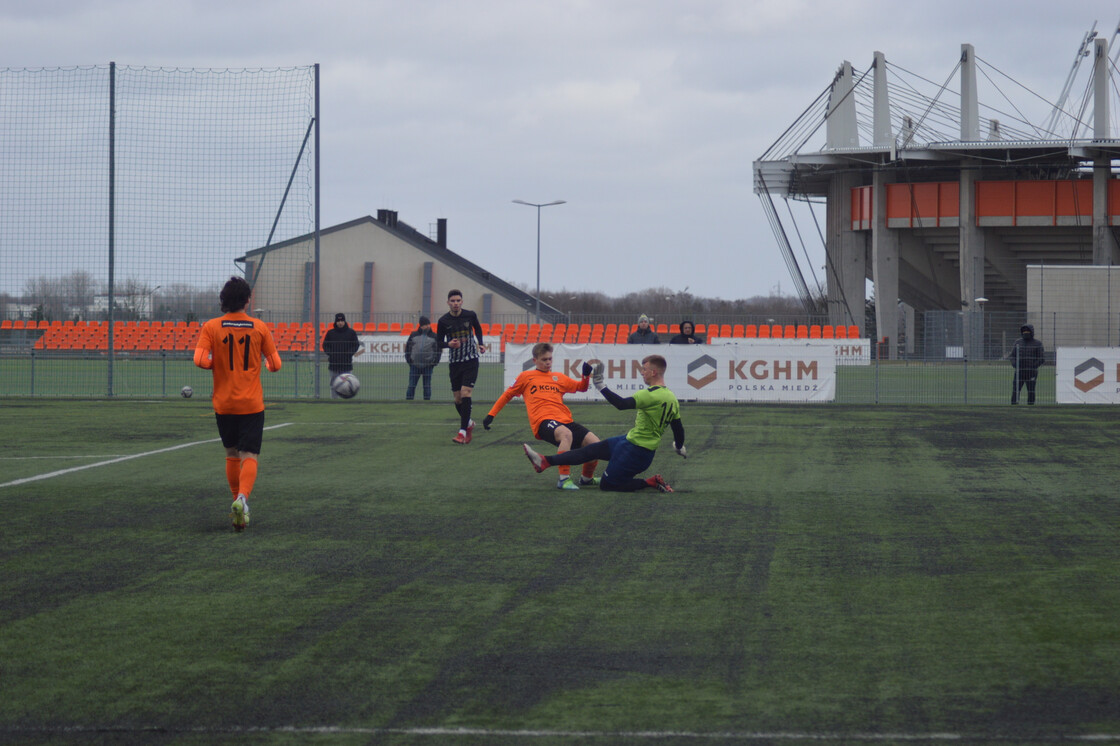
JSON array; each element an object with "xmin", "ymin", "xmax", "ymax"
[
  {"xmin": 784, "ymin": 197, "xmax": 824, "ymax": 297},
  {"xmin": 759, "ymin": 85, "xmax": 831, "ymax": 161},
  {"xmin": 974, "ymin": 55, "xmax": 1064, "ymax": 138}
]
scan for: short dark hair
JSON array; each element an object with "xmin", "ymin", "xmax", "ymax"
[
  {"xmin": 448, "ymin": 289, "xmax": 463, "ymax": 300},
  {"xmin": 532, "ymin": 342, "xmax": 553, "ymax": 359},
  {"xmin": 642, "ymin": 354, "xmax": 667, "ymax": 374},
  {"xmin": 219, "ymin": 276, "xmax": 251, "ymax": 313}
]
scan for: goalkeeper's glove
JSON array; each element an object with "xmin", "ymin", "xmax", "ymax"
[
  {"xmin": 674, "ymin": 443, "xmax": 688, "ymax": 459},
  {"xmin": 581, "ymin": 361, "xmax": 593, "ymax": 377},
  {"xmin": 591, "ymin": 362, "xmax": 606, "ymax": 390},
  {"xmin": 482, "ymin": 415, "xmax": 494, "ymax": 430}
]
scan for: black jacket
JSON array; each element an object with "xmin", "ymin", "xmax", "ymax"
[
  {"xmin": 322, "ymin": 325, "xmax": 360, "ymax": 372},
  {"xmin": 628, "ymin": 327, "xmax": 661, "ymax": 344},
  {"xmin": 1009, "ymin": 324, "xmax": 1044, "ymax": 372}
]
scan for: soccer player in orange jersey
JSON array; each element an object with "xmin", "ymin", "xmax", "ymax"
[
  {"xmin": 193, "ymin": 276, "xmax": 282, "ymax": 531},
  {"xmin": 483, "ymin": 342, "xmax": 601, "ymax": 490}
]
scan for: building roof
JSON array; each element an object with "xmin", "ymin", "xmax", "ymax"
[{"xmin": 236, "ymin": 211, "xmax": 565, "ymax": 320}]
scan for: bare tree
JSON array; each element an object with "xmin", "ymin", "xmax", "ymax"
[
  {"xmin": 58, "ymin": 270, "xmax": 96, "ymax": 320},
  {"xmin": 22, "ymin": 276, "xmax": 63, "ymax": 321}
]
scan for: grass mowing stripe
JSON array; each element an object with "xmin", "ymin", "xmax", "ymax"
[
  {"xmin": 0, "ymin": 422, "xmax": 293, "ymax": 488},
  {"xmin": 10, "ymin": 725, "xmax": 1120, "ymax": 741}
]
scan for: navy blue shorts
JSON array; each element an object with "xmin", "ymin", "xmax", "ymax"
[{"xmin": 600, "ymin": 435, "xmax": 655, "ymax": 488}]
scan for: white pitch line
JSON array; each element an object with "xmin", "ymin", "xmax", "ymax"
[
  {"xmin": 0, "ymin": 455, "xmax": 132, "ymax": 460},
  {"xmin": 0, "ymin": 423, "xmax": 293, "ymax": 489}
]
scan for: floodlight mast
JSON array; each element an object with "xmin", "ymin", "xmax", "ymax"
[{"xmin": 512, "ymin": 199, "xmax": 566, "ymax": 324}]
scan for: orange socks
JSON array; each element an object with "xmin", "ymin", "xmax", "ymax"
[
  {"xmin": 238, "ymin": 457, "xmax": 258, "ymax": 499},
  {"xmin": 225, "ymin": 457, "xmax": 241, "ymax": 499},
  {"xmin": 582, "ymin": 461, "xmax": 598, "ymax": 480}
]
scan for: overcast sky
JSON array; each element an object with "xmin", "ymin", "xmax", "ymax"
[{"xmin": 2, "ymin": 0, "xmax": 1119, "ymax": 301}]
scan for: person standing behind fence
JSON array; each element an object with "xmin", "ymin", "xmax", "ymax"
[
  {"xmin": 322, "ymin": 313, "xmax": 363, "ymax": 399},
  {"xmin": 1009, "ymin": 323, "xmax": 1044, "ymax": 405},
  {"xmin": 404, "ymin": 315, "xmax": 440, "ymax": 401},
  {"xmin": 669, "ymin": 320, "xmax": 703, "ymax": 344},
  {"xmin": 628, "ymin": 314, "xmax": 660, "ymax": 344}
]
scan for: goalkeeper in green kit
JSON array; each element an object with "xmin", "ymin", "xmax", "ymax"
[{"xmin": 522, "ymin": 354, "xmax": 685, "ymax": 492}]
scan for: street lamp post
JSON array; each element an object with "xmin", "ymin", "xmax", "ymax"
[
  {"xmin": 148, "ymin": 285, "xmax": 161, "ymax": 320},
  {"xmin": 512, "ymin": 199, "xmax": 566, "ymax": 324}
]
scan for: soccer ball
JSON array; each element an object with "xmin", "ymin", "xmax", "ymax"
[
  {"xmin": 180, "ymin": 385, "xmax": 193, "ymax": 398},
  {"xmin": 331, "ymin": 373, "xmax": 360, "ymax": 399}
]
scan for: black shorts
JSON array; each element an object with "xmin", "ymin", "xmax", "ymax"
[
  {"xmin": 536, "ymin": 419, "xmax": 592, "ymax": 449},
  {"xmin": 448, "ymin": 359, "xmax": 479, "ymax": 391},
  {"xmin": 215, "ymin": 411, "xmax": 266, "ymax": 454}
]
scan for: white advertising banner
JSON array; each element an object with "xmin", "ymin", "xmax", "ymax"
[
  {"xmin": 504, "ymin": 342, "xmax": 837, "ymax": 402},
  {"xmin": 356, "ymin": 335, "xmax": 502, "ymax": 364},
  {"xmin": 708, "ymin": 336, "xmax": 870, "ymax": 365},
  {"xmin": 1056, "ymin": 347, "xmax": 1120, "ymax": 403}
]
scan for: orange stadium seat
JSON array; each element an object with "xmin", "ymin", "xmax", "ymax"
[
  {"xmin": 733, "ymin": 324, "xmax": 746, "ymax": 337},
  {"xmin": 797, "ymin": 325, "xmax": 809, "ymax": 338},
  {"xmin": 810, "ymin": 325, "xmax": 821, "ymax": 338},
  {"xmin": 848, "ymin": 325, "xmax": 860, "ymax": 338},
  {"xmin": 835, "ymin": 325, "xmax": 848, "ymax": 339},
  {"xmin": 759, "ymin": 325, "xmax": 771, "ymax": 338},
  {"xmin": 822, "ymin": 325, "xmax": 835, "ymax": 339},
  {"xmin": 745, "ymin": 324, "xmax": 757, "ymax": 338}
]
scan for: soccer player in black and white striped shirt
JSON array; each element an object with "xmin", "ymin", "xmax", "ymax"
[{"xmin": 435, "ymin": 289, "xmax": 487, "ymax": 443}]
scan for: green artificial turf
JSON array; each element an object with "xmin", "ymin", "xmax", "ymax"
[{"xmin": 1, "ymin": 401, "xmax": 1117, "ymax": 744}]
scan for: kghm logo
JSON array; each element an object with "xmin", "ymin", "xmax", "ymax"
[
  {"xmin": 1074, "ymin": 357, "xmax": 1104, "ymax": 392},
  {"xmin": 687, "ymin": 354, "xmax": 718, "ymax": 389}
]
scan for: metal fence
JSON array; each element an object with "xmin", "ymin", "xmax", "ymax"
[{"xmin": 0, "ymin": 309, "xmax": 1085, "ymax": 404}]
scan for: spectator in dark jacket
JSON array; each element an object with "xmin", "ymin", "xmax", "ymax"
[
  {"xmin": 668, "ymin": 320, "xmax": 704, "ymax": 345},
  {"xmin": 1009, "ymin": 323, "xmax": 1044, "ymax": 405},
  {"xmin": 322, "ymin": 312, "xmax": 363, "ymax": 398},
  {"xmin": 404, "ymin": 315, "xmax": 441, "ymax": 400},
  {"xmin": 627, "ymin": 314, "xmax": 660, "ymax": 344}
]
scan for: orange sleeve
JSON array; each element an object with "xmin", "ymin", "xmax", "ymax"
[
  {"xmin": 260, "ymin": 322, "xmax": 282, "ymax": 372},
  {"xmin": 487, "ymin": 374, "xmax": 526, "ymax": 418},
  {"xmin": 193, "ymin": 322, "xmax": 214, "ymax": 369},
  {"xmin": 565, "ymin": 374, "xmax": 589, "ymax": 393}
]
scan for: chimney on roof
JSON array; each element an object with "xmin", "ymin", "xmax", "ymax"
[
  {"xmin": 376, "ymin": 209, "xmax": 398, "ymax": 228},
  {"xmin": 437, "ymin": 218, "xmax": 447, "ymax": 248}
]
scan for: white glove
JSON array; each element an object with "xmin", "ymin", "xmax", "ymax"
[
  {"xmin": 674, "ymin": 443, "xmax": 687, "ymax": 459},
  {"xmin": 591, "ymin": 362, "xmax": 606, "ymax": 390}
]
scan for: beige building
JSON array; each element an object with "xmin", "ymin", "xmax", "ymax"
[{"xmin": 237, "ymin": 210, "xmax": 562, "ymax": 325}]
